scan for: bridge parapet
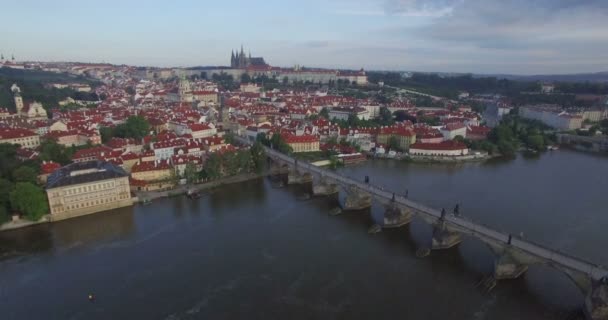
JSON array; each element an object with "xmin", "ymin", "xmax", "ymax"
[{"xmin": 263, "ymin": 148, "xmax": 608, "ymax": 280}]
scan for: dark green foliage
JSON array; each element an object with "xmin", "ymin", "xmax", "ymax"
[
  {"xmin": 0, "ymin": 67, "xmax": 99, "ymax": 114},
  {"xmin": 12, "ymin": 166, "xmax": 38, "ymax": 184},
  {"xmin": 250, "ymin": 142, "xmax": 266, "ymax": 174},
  {"xmin": 201, "ymin": 148, "xmax": 258, "ymax": 179},
  {"xmin": 319, "ymin": 107, "xmax": 330, "ymax": 119},
  {"xmin": 10, "ymin": 182, "xmax": 48, "ymax": 221},
  {"xmin": 368, "ymin": 72, "xmax": 539, "ymax": 99},
  {"xmin": 100, "ymin": 116, "xmax": 150, "ymax": 143}
]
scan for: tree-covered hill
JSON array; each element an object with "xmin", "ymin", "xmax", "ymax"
[{"xmin": 0, "ymin": 67, "xmax": 99, "ymax": 113}]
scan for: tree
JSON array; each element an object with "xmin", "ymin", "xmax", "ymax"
[
  {"xmin": 240, "ymin": 73, "xmax": 251, "ymax": 84},
  {"xmin": 203, "ymin": 153, "xmax": 222, "ymax": 179},
  {"xmin": 250, "ymin": 142, "xmax": 267, "ymax": 174},
  {"xmin": 115, "ymin": 116, "xmax": 150, "ymax": 140},
  {"xmin": 100, "ymin": 127, "xmax": 115, "ymax": 143},
  {"xmin": 526, "ymin": 134, "xmax": 545, "ymax": 151},
  {"xmin": 0, "ymin": 205, "xmax": 9, "ymax": 224},
  {"xmin": 184, "ymin": 163, "xmax": 199, "ymax": 184},
  {"xmin": 378, "ymin": 106, "xmax": 393, "ymax": 125},
  {"xmin": 125, "ymin": 86, "xmax": 135, "ymax": 95},
  {"xmin": 319, "ymin": 107, "xmax": 330, "ymax": 119},
  {"xmin": 388, "ymin": 136, "xmax": 400, "ymax": 151},
  {"xmin": 10, "ymin": 182, "xmax": 48, "ymax": 221},
  {"xmin": 0, "ymin": 178, "xmax": 13, "ymax": 206},
  {"xmin": 39, "ymin": 139, "xmax": 71, "ymax": 165},
  {"xmin": 453, "ymin": 135, "xmax": 465, "ymax": 143},
  {"xmin": 224, "ymin": 132, "xmax": 235, "ymax": 144},
  {"xmin": 12, "ymin": 166, "xmax": 38, "ymax": 184}
]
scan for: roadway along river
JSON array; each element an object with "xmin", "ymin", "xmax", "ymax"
[{"xmin": 0, "ymin": 149, "xmax": 606, "ymax": 319}]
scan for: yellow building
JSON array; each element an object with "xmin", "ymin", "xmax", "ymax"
[
  {"xmin": 376, "ymin": 126, "xmax": 417, "ymax": 150},
  {"xmin": 283, "ymin": 134, "xmax": 320, "ymax": 153},
  {"xmin": 46, "ymin": 161, "xmax": 132, "ymax": 221},
  {"xmin": 0, "ymin": 127, "xmax": 40, "ymax": 148},
  {"xmin": 130, "ymin": 160, "xmax": 175, "ymax": 191}
]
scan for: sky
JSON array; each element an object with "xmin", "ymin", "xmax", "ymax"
[{"xmin": 1, "ymin": 0, "xmax": 607, "ymax": 74}]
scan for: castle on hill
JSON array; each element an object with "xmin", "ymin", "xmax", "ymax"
[{"xmin": 230, "ymin": 45, "xmax": 267, "ymax": 69}]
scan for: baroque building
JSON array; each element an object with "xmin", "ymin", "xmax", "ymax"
[
  {"xmin": 11, "ymin": 83, "xmax": 48, "ymax": 121},
  {"xmin": 46, "ymin": 161, "xmax": 132, "ymax": 221}
]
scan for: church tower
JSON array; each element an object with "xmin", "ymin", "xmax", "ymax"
[{"xmin": 11, "ymin": 84, "xmax": 24, "ymax": 115}]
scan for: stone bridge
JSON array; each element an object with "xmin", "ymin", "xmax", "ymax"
[{"xmin": 266, "ymin": 147, "xmax": 608, "ymax": 319}]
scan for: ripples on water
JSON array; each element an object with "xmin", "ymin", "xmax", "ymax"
[{"xmin": 0, "ymin": 150, "xmax": 604, "ymax": 319}]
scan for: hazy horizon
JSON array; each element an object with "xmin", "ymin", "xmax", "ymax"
[{"xmin": 2, "ymin": 0, "xmax": 607, "ymax": 75}]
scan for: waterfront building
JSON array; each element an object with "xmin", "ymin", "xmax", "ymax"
[
  {"xmin": 409, "ymin": 141, "xmax": 469, "ymax": 156},
  {"xmin": 376, "ymin": 126, "xmax": 417, "ymax": 150},
  {"xmin": 440, "ymin": 123, "xmax": 467, "ymax": 140},
  {"xmin": 46, "ymin": 160, "xmax": 132, "ymax": 221},
  {"xmin": 519, "ymin": 105, "xmax": 583, "ymax": 130},
  {"xmin": 283, "ymin": 134, "xmax": 320, "ymax": 153},
  {"xmin": 130, "ymin": 159, "xmax": 175, "ymax": 191}
]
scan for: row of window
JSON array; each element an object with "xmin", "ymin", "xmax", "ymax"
[
  {"xmin": 54, "ymin": 194, "xmax": 130, "ymax": 212},
  {"xmin": 64, "ymin": 182, "xmax": 117, "ymax": 195}
]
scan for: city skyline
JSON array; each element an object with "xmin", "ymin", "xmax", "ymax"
[{"xmin": 1, "ymin": 0, "xmax": 607, "ymax": 74}]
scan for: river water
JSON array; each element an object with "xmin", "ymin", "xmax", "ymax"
[{"xmin": 0, "ymin": 149, "xmax": 606, "ymax": 319}]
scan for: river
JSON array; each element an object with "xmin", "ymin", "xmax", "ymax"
[{"xmin": 0, "ymin": 149, "xmax": 606, "ymax": 319}]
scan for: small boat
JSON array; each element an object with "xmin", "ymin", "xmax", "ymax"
[
  {"xmin": 141, "ymin": 198, "xmax": 152, "ymax": 205},
  {"xmin": 186, "ymin": 189, "xmax": 201, "ymax": 199}
]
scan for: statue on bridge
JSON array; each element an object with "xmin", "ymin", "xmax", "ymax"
[{"xmin": 453, "ymin": 204, "xmax": 460, "ymax": 216}]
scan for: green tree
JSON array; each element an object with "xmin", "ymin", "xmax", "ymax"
[
  {"xmin": 115, "ymin": 116, "xmax": 150, "ymax": 140},
  {"xmin": 497, "ymin": 140, "xmax": 517, "ymax": 157},
  {"xmin": 378, "ymin": 106, "xmax": 394, "ymax": 125},
  {"xmin": 224, "ymin": 132, "xmax": 235, "ymax": 144},
  {"xmin": 12, "ymin": 166, "xmax": 38, "ymax": 184},
  {"xmin": 0, "ymin": 205, "xmax": 9, "ymax": 224},
  {"xmin": 250, "ymin": 141, "xmax": 267, "ymax": 174},
  {"xmin": 319, "ymin": 107, "xmax": 330, "ymax": 119},
  {"xmin": 388, "ymin": 136, "xmax": 400, "ymax": 151},
  {"xmin": 9, "ymin": 182, "xmax": 48, "ymax": 221},
  {"xmin": 240, "ymin": 73, "xmax": 251, "ymax": 84},
  {"xmin": 203, "ymin": 153, "xmax": 222, "ymax": 179},
  {"xmin": 0, "ymin": 143, "xmax": 20, "ymax": 178},
  {"xmin": 39, "ymin": 139, "xmax": 71, "ymax": 165},
  {"xmin": 100, "ymin": 127, "xmax": 115, "ymax": 143},
  {"xmin": 0, "ymin": 178, "xmax": 13, "ymax": 206},
  {"xmin": 183, "ymin": 163, "xmax": 199, "ymax": 184},
  {"xmin": 526, "ymin": 134, "xmax": 545, "ymax": 151}
]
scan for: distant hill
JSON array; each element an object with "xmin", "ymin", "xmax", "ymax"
[
  {"xmin": 474, "ymin": 72, "xmax": 608, "ymax": 83},
  {"xmin": 0, "ymin": 67, "xmax": 99, "ymax": 113}
]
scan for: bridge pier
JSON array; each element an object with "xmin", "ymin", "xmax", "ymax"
[
  {"xmin": 431, "ymin": 220, "xmax": 461, "ymax": 250},
  {"xmin": 287, "ymin": 171, "xmax": 312, "ymax": 185},
  {"xmin": 585, "ymin": 279, "xmax": 608, "ymax": 320},
  {"xmin": 493, "ymin": 250, "xmax": 528, "ymax": 280},
  {"xmin": 383, "ymin": 205, "xmax": 412, "ymax": 228},
  {"xmin": 344, "ymin": 186, "xmax": 372, "ymax": 211},
  {"xmin": 312, "ymin": 182, "xmax": 339, "ymax": 196}
]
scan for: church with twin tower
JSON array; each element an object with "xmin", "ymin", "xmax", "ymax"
[{"xmin": 230, "ymin": 45, "xmax": 268, "ymax": 69}]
